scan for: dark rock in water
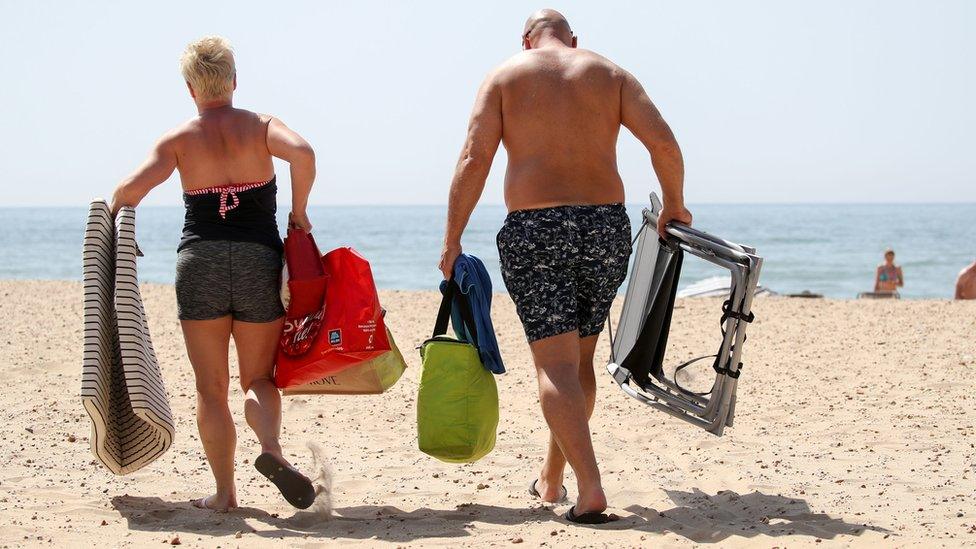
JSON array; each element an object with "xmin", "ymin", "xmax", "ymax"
[{"xmin": 787, "ymin": 290, "xmax": 823, "ymax": 298}]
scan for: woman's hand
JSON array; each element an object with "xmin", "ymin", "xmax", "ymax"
[{"xmin": 289, "ymin": 211, "xmax": 313, "ymax": 233}]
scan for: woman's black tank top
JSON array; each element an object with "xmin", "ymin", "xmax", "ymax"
[{"xmin": 178, "ymin": 177, "xmax": 283, "ymax": 253}]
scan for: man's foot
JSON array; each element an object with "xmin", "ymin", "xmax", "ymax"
[
  {"xmin": 254, "ymin": 452, "xmax": 316, "ymax": 510},
  {"xmin": 191, "ymin": 493, "xmax": 237, "ymax": 512},
  {"xmin": 563, "ymin": 488, "xmax": 619, "ymax": 524},
  {"xmin": 564, "ymin": 505, "xmax": 620, "ymax": 525},
  {"xmin": 529, "ymin": 478, "xmax": 568, "ymax": 503}
]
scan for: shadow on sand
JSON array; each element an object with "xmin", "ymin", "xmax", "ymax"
[
  {"xmin": 111, "ymin": 489, "xmax": 890, "ymax": 544},
  {"xmin": 617, "ymin": 488, "xmax": 891, "ymax": 543},
  {"xmin": 110, "ymin": 495, "xmax": 550, "ymax": 543}
]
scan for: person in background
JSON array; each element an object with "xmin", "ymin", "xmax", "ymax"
[
  {"xmin": 955, "ymin": 260, "xmax": 976, "ymax": 299},
  {"xmin": 439, "ymin": 9, "xmax": 689, "ymax": 524},
  {"xmin": 109, "ymin": 36, "xmax": 317, "ymax": 511},
  {"xmin": 874, "ymin": 249, "xmax": 904, "ymax": 294}
]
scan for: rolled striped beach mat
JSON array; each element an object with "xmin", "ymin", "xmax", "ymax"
[{"xmin": 81, "ymin": 200, "xmax": 175, "ymax": 475}]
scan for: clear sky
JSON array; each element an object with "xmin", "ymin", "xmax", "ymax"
[{"xmin": 1, "ymin": 0, "xmax": 972, "ymax": 206}]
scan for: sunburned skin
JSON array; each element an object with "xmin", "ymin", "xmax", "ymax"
[
  {"xmin": 166, "ymin": 106, "xmax": 276, "ymax": 192},
  {"xmin": 109, "ymin": 85, "xmax": 315, "ymax": 231},
  {"xmin": 493, "ymin": 47, "xmax": 630, "ymax": 210},
  {"xmin": 441, "ymin": 10, "xmax": 690, "ymax": 276}
]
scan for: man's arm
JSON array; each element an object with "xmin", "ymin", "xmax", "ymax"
[
  {"xmin": 620, "ymin": 71, "xmax": 691, "ymax": 238},
  {"xmin": 439, "ymin": 74, "xmax": 503, "ymax": 279},
  {"xmin": 109, "ymin": 135, "xmax": 178, "ymax": 214},
  {"xmin": 267, "ymin": 117, "xmax": 316, "ymax": 232}
]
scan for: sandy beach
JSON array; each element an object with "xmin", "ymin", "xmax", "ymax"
[{"xmin": 1, "ymin": 279, "xmax": 974, "ymax": 547}]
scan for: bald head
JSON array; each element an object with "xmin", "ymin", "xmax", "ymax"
[{"xmin": 522, "ymin": 9, "xmax": 574, "ymax": 47}]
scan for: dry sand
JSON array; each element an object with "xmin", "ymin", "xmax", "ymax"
[{"xmin": 0, "ymin": 279, "xmax": 974, "ymax": 547}]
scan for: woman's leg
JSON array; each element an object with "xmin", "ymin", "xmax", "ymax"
[
  {"xmin": 232, "ymin": 317, "xmax": 286, "ymax": 457},
  {"xmin": 181, "ymin": 316, "xmax": 237, "ymax": 510}
]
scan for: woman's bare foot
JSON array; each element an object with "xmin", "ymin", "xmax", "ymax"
[{"xmin": 192, "ymin": 493, "xmax": 238, "ymax": 512}]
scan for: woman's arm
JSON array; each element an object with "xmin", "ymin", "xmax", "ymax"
[
  {"xmin": 109, "ymin": 135, "xmax": 178, "ymax": 214},
  {"xmin": 266, "ymin": 117, "xmax": 315, "ymax": 232},
  {"xmin": 897, "ymin": 266, "xmax": 904, "ymax": 287},
  {"xmin": 874, "ymin": 266, "xmax": 882, "ymax": 292}
]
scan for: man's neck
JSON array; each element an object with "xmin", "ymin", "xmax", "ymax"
[
  {"xmin": 196, "ymin": 98, "xmax": 233, "ymax": 114},
  {"xmin": 530, "ymin": 33, "xmax": 570, "ymax": 50}
]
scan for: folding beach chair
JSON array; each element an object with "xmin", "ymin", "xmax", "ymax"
[{"xmin": 606, "ymin": 193, "xmax": 763, "ymax": 436}]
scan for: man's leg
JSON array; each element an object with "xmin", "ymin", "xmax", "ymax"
[
  {"xmin": 232, "ymin": 317, "xmax": 286, "ymax": 458},
  {"xmin": 535, "ymin": 334, "xmax": 600, "ymax": 502},
  {"xmin": 181, "ymin": 316, "xmax": 237, "ymax": 510},
  {"xmin": 530, "ymin": 331, "xmax": 607, "ymax": 514}
]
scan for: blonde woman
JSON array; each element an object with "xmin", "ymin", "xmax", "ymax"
[{"xmin": 110, "ymin": 36, "xmax": 316, "ymax": 511}]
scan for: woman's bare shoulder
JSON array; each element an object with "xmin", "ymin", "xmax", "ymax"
[
  {"xmin": 234, "ymin": 108, "xmax": 274, "ymax": 125},
  {"xmin": 154, "ymin": 118, "xmax": 199, "ymax": 147}
]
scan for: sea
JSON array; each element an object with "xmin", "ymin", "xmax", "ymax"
[{"xmin": 1, "ymin": 203, "xmax": 972, "ymax": 299}]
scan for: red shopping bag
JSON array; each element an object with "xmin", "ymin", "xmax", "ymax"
[
  {"xmin": 275, "ymin": 235, "xmax": 391, "ymax": 389},
  {"xmin": 282, "ymin": 229, "xmax": 328, "ymax": 319},
  {"xmin": 282, "ymin": 326, "xmax": 407, "ymax": 395}
]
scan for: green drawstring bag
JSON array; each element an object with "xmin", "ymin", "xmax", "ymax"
[{"xmin": 417, "ymin": 281, "xmax": 498, "ymax": 463}]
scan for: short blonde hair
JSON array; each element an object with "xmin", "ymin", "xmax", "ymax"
[{"xmin": 180, "ymin": 36, "xmax": 236, "ymax": 100}]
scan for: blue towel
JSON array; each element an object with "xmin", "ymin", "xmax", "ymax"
[{"xmin": 439, "ymin": 253, "xmax": 505, "ymax": 374}]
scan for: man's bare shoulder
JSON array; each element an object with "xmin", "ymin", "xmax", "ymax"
[
  {"xmin": 490, "ymin": 51, "xmax": 535, "ymax": 80},
  {"xmin": 492, "ymin": 48, "xmax": 626, "ymax": 82},
  {"xmin": 570, "ymin": 49, "xmax": 629, "ymax": 79}
]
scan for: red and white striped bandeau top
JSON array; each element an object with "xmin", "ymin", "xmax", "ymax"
[{"xmin": 184, "ymin": 178, "xmax": 274, "ymax": 219}]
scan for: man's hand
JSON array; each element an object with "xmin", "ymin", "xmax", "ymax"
[
  {"xmin": 657, "ymin": 203, "xmax": 692, "ymax": 240},
  {"xmin": 439, "ymin": 241, "xmax": 462, "ymax": 280},
  {"xmin": 289, "ymin": 211, "xmax": 313, "ymax": 233}
]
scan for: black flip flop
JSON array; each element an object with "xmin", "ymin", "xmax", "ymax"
[
  {"xmin": 528, "ymin": 479, "xmax": 568, "ymax": 503},
  {"xmin": 254, "ymin": 452, "xmax": 316, "ymax": 509},
  {"xmin": 563, "ymin": 505, "xmax": 619, "ymax": 525}
]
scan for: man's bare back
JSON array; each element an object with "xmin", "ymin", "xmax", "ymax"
[
  {"xmin": 442, "ymin": 10, "xmax": 688, "ymax": 261},
  {"xmin": 493, "ymin": 48, "xmax": 626, "ymax": 210}
]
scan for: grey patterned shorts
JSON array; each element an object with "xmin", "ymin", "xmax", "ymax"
[
  {"xmin": 175, "ymin": 240, "xmax": 284, "ymax": 322},
  {"xmin": 497, "ymin": 204, "xmax": 632, "ymax": 343}
]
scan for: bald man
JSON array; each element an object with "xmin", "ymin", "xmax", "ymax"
[
  {"xmin": 956, "ymin": 260, "xmax": 976, "ymax": 299},
  {"xmin": 439, "ymin": 9, "xmax": 689, "ymax": 524}
]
